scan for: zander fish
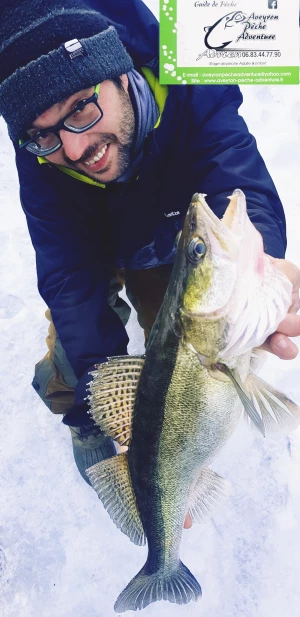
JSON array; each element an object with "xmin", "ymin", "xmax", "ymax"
[{"xmin": 86, "ymin": 190, "xmax": 300, "ymax": 612}]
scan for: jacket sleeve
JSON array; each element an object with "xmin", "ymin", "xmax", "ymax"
[
  {"xmin": 179, "ymin": 85, "xmax": 287, "ymax": 258},
  {"xmin": 15, "ymin": 150, "xmax": 129, "ymax": 405}
]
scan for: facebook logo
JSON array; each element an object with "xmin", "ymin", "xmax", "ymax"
[{"xmin": 268, "ymin": 0, "xmax": 278, "ymax": 7}]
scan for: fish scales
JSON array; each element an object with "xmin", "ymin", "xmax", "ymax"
[
  {"xmin": 128, "ymin": 331, "xmax": 179, "ymax": 571},
  {"xmin": 86, "ymin": 190, "xmax": 300, "ymax": 613},
  {"xmin": 141, "ymin": 339, "xmax": 243, "ymax": 568}
]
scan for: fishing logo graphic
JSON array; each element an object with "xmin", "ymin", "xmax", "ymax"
[{"xmin": 204, "ymin": 11, "xmax": 249, "ymax": 50}]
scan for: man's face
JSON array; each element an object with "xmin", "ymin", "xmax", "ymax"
[{"xmin": 26, "ymin": 75, "xmax": 135, "ymax": 183}]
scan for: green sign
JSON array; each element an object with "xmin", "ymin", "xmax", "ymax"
[{"xmin": 159, "ymin": 0, "xmax": 299, "ymax": 85}]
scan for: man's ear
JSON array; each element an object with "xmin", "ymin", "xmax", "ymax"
[{"xmin": 120, "ymin": 73, "xmax": 129, "ymax": 91}]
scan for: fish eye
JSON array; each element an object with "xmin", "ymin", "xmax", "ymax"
[{"xmin": 187, "ymin": 237, "xmax": 206, "ymax": 262}]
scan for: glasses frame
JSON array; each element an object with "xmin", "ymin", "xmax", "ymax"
[{"xmin": 20, "ymin": 84, "xmax": 103, "ymax": 156}]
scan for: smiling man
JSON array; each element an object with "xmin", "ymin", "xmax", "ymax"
[
  {"xmin": 26, "ymin": 77, "xmax": 136, "ymax": 182},
  {"xmin": 0, "ymin": 0, "xmax": 299, "ymax": 498}
]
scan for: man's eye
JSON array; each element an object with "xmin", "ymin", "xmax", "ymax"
[{"xmin": 73, "ymin": 99, "xmax": 88, "ymax": 113}]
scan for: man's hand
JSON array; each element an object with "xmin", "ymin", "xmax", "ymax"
[
  {"xmin": 260, "ymin": 258, "xmax": 300, "ymax": 359},
  {"xmin": 184, "ymin": 514, "xmax": 193, "ymax": 529}
]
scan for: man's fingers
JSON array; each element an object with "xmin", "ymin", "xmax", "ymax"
[
  {"xmin": 184, "ymin": 513, "xmax": 193, "ymax": 529},
  {"xmin": 270, "ymin": 258, "xmax": 300, "ymax": 314},
  {"xmin": 275, "ymin": 313, "xmax": 300, "ymax": 337},
  {"xmin": 291, "ymin": 293, "xmax": 300, "ymax": 314},
  {"xmin": 260, "ymin": 333, "xmax": 299, "ymax": 360},
  {"xmin": 259, "ymin": 313, "xmax": 300, "ymax": 359},
  {"xmin": 271, "ymin": 258, "xmax": 300, "ymax": 290}
]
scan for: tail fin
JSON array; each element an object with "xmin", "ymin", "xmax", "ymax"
[{"xmin": 114, "ymin": 560, "xmax": 202, "ymax": 613}]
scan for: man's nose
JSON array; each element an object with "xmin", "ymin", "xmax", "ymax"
[{"xmin": 59, "ymin": 130, "xmax": 89, "ymax": 161}]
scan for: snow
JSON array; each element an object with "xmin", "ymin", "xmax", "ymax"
[{"xmin": 0, "ymin": 2, "xmax": 300, "ymax": 616}]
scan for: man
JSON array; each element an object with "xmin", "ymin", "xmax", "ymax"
[{"xmin": 0, "ymin": 0, "xmax": 299, "ymax": 501}]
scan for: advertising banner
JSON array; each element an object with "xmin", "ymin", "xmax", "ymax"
[{"xmin": 159, "ymin": 0, "xmax": 299, "ymax": 85}]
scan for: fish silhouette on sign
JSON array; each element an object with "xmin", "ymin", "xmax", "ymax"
[{"xmin": 204, "ymin": 11, "xmax": 249, "ymax": 50}]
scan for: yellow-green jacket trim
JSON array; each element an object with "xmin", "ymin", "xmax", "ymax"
[{"xmin": 141, "ymin": 67, "xmax": 168, "ymax": 129}]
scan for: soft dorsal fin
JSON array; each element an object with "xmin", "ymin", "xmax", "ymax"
[
  {"xmin": 87, "ymin": 356, "xmax": 145, "ymax": 446},
  {"xmin": 86, "ymin": 452, "xmax": 146, "ymax": 546}
]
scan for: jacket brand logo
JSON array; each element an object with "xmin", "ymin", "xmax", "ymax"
[
  {"xmin": 164, "ymin": 211, "xmax": 180, "ymax": 217},
  {"xmin": 64, "ymin": 39, "xmax": 85, "ymax": 61}
]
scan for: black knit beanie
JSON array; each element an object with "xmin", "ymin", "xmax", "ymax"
[{"xmin": 0, "ymin": 0, "xmax": 134, "ymax": 141}]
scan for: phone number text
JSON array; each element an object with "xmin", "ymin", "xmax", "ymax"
[{"xmin": 213, "ymin": 51, "xmax": 281, "ymax": 58}]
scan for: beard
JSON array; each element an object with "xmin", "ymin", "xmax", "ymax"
[{"xmin": 63, "ymin": 85, "xmax": 135, "ymax": 182}]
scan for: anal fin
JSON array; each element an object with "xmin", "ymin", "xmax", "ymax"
[
  {"xmin": 86, "ymin": 452, "xmax": 145, "ymax": 546},
  {"xmin": 188, "ymin": 467, "xmax": 230, "ymax": 524}
]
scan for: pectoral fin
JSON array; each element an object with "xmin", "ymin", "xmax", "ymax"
[
  {"xmin": 250, "ymin": 349, "xmax": 267, "ymax": 374},
  {"xmin": 86, "ymin": 452, "xmax": 146, "ymax": 546},
  {"xmin": 188, "ymin": 468, "xmax": 230, "ymax": 524},
  {"xmin": 218, "ymin": 364, "xmax": 266, "ymax": 437},
  {"xmin": 88, "ymin": 356, "xmax": 145, "ymax": 446},
  {"xmin": 245, "ymin": 373, "xmax": 300, "ymax": 435}
]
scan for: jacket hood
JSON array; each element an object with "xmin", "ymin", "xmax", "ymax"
[{"xmin": 84, "ymin": 0, "xmax": 159, "ymax": 75}]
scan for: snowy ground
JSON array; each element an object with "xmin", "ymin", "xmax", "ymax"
[{"xmin": 1, "ymin": 2, "xmax": 300, "ymax": 617}]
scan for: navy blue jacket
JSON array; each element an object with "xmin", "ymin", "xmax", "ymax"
[{"xmin": 14, "ymin": 0, "xmax": 287, "ymax": 406}]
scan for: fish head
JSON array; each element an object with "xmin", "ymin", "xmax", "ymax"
[
  {"xmin": 225, "ymin": 11, "xmax": 248, "ymax": 28},
  {"xmin": 177, "ymin": 190, "xmax": 292, "ymax": 362}
]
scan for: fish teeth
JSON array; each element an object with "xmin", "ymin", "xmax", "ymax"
[{"xmin": 85, "ymin": 144, "xmax": 108, "ymax": 166}]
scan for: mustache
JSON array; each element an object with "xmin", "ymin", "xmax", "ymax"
[{"xmin": 63, "ymin": 133, "xmax": 119, "ymax": 166}]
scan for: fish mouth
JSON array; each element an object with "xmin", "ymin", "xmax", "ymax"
[
  {"xmin": 190, "ymin": 189, "xmax": 245, "ymax": 235},
  {"xmin": 181, "ymin": 189, "xmax": 247, "ymax": 320}
]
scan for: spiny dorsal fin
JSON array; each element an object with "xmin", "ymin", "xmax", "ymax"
[
  {"xmin": 86, "ymin": 452, "xmax": 146, "ymax": 546},
  {"xmin": 245, "ymin": 373, "xmax": 300, "ymax": 435},
  {"xmin": 188, "ymin": 467, "xmax": 230, "ymax": 524},
  {"xmin": 87, "ymin": 356, "xmax": 145, "ymax": 446}
]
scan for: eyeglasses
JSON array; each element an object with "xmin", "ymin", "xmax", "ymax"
[{"xmin": 19, "ymin": 84, "xmax": 103, "ymax": 156}]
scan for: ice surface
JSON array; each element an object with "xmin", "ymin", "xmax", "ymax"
[{"xmin": 0, "ymin": 2, "xmax": 300, "ymax": 616}]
